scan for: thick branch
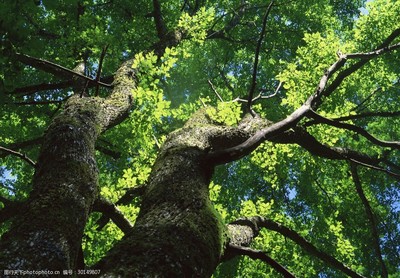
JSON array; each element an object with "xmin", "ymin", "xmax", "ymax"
[
  {"xmin": 272, "ymin": 128, "xmax": 400, "ymax": 179},
  {"xmin": 152, "ymin": 0, "xmax": 168, "ymax": 39},
  {"xmin": 94, "ymin": 144, "xmax": 121, "ymax": 159},
  {"xmin": 151, "ymin": 0, "xmax": 185, "ymax": 56},
  {"xmin": 208, "ymin": 30, "xmax": 400, "ymax": 165},
  {"xmin": 344, "ymin": 42, "xmax": 400, "ymax": 59},
  {"xmin": 207, "ymin": 44, "xmax": 349, "ymax": 163},
  {"xmin": 93, "ymin": 197, "xmax": 133, "ymax": 234},
  {"xmin": 95, "ymin": 185, "xmax": 145, "ymax": 230},
  {"xmin": 350, "ymin": 164, "xmax": 388, "ymax": 278},
  {"xmin": 115, "ymin": 185, "xmax": 146, "ymax": 206}
]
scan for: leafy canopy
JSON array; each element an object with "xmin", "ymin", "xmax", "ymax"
[{"xmin": 1, "ymin": 0, "xmax": 399, "ymax": 277}]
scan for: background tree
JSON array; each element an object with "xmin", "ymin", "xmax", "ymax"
[{"xmin": 0, "ymin": 0, "xmax": 399, "ymax": 277}]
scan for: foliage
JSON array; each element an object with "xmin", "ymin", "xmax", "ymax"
[{"xmin": 1, "ymin": 0, "xmax": 399, "ymax": 277}]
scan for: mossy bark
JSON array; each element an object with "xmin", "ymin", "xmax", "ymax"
[
  {"xmin": 0, "ymin": 96, "xmax": 101, "ymax": 271},
  {"xmin": 96, "ymin": 110, "xmax": 229, "ymax": 277},
  {"xmin": 0, "ymin": 60, "xmax": 135, "ymax": 273},
  {"xmin": 0, "ymin": 70, "xmax": 269, "ymax": 277},
  {"xmin": 96, "ymin": 109, "xmax": 269, "ymax": 277}
]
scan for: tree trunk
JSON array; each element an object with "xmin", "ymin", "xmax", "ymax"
[
  {"xmin": 0, "ymin": 73, "xmax": 266, "ymax": 276},
  {"xmin": 0, "ymin": 60, "xmax": 135, "ymax": 272},
  {"xmin": 0, "ymin": 95, "xmax": 101, "ymax": 270},
  {"xmin": 96, "ymin": 110, "xmax": 235, "ymax": 277}
]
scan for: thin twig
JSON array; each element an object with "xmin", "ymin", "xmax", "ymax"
[
  {"xmin": 0, "ymin": 146, "xmax": 36, "ymax": 167},
  {"xmin": 252, "ymin": 81, "xmax": 282, "ymax": 102},
  {"xmin": 15, "ymin": 53, "xmax": 112, "ymax": 88},
  {"xmin": 306, "ymin": 109, "xmax": 400, "ymax": 149},
  {"xmin": 95, "ymin": 44, "xmax": 109, "ymax": 96},
  {"xmin": 207, "ymin": 80, "xmax": 224, "ymax": 102},
  {"xmin": 332, "ymin": 111, "xmax": 400, "ymax": 122},
  {"xmin": 352, "ymin": 87, "xmax": 381, "ymax": 112},
  {"xmin": 6, "ymin": 80, "xmax": 73, "ymax": 96},
  {"xmin": 12, "ymin": 100, "xmax": 65, "ymax": 106},
  {"xmin": 348, "ymin": 158, "xmax": 400, "ymax": 179}
]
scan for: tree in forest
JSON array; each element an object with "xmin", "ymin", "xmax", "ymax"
[{"xmin": 0, "ymin": 0, "xmax": 399, "ymax": 277}]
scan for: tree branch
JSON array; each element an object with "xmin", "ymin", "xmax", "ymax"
[
  {"xmin": 247, "ymin": 1, "xmax": 274, "ymax": 114},
  {"xmin": 15, "ymin": 53, "xmax": 112, "ymax": 88},
  {"xmin": 5, "ymin": 80, "xmax": 73, "ymax": 96},
  {"xmin": 208, "ymin": 80, "xmax": 224, "ymax": 102},
  {"xmin": 248, "ymin": 216, "xmax": 365, "ymax": 278},
  {"xmin": 352, "ymin": 87, "xmax": 382, "ymax": 112},
  {"xmin": 94, "ymin": 185, "xmax": 146, "ymax": 230},
  {"xmin": 95, "ymin": 45, "xmax": 109, "ymax": 96},
  {"xmin": 332, "ymin": 111, "xmax": 400, "ymax": 122},
  {"xmin": 318, "ymin": 29, "xmax": 400, "ymax": 108},
  {"xmin": 347, "ymin": 157, "xmax": 400, "ymax": 179},
  {"xmin": 115, "ymin": 185, "xmax": 146, "ymax": 206},
  {"xmin": 0, "ymin": 146, "xmax": 36, "ymax": 167},
  {"xmin": 94, "ymin": 144, "xmax": 121, "ymax": 159},
  {"xmin": 224, "ymin": 244, "xmax": 296, "ymax": 278},
  {"xmin": 93, "ymin": 197, "xmax": 133, "ymax": 234},
  {"xmin": 6, "ymin": 75, "xmax": 114, "ymax": 97},
  {"xmin": 152, "ymin": 0, "xmax": 168, "ymax": 40},
  {"xmin": 207, "ymin": 1, "xmax": 248, "ymax": 40},
  {"xmin": 344, "ymin": 42, "xmax": 400, "ymax": 60},
  {"xmin": 279, "ymin": 128, "xmax": 400, "ymax": 179},
  {"xmin": 0, "ymin": 137, "xmax": 42, "ymax": 160},
  {"xmin": 207, "ymin": 29, "xmax": 400, "ymax": 165},
  {"xmin": 306, "ymin": 109, "xmax": 400, "ymax": 149},
  {"xmin": 12, "ymin": 100, "xmax": 66, "ymax": 106},
  {"xmin": 350, "ymin": 164, "xmax": 388, "ymax": 278}
]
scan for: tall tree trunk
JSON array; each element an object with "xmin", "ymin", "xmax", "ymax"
[
  {"xmin": 0, "ymin": 95, "xmax": 101, "ymax": 271},
  {"xmin": 96, "ymin": 110, "xmax": 235, "ymax": 277},
  {"xmin": 95, "ymin": 109, "xmax": 272, "ymax": 276},
  {"xmin": 0, "ymin": 60, "xmax": 135, "ymax": 272}
]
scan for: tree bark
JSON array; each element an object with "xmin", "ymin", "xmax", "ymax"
[
  {"xmin": 0, "ymin": 60, "xmax": 135, "ymax": 272},
  {"xmin": 95, "ymin": 109, "xmax": 250, "ymax": 277}
]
